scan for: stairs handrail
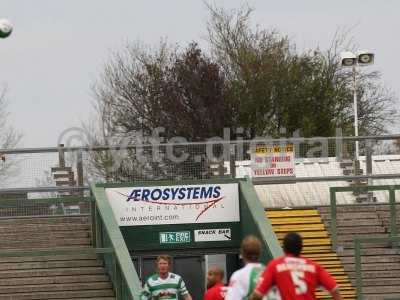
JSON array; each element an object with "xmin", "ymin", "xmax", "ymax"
[
  {"xmin": 91, "ymin": 184, "xmax": 141, "ymax": 300},
  {"xmin": 354, "ymin": 235, "xmax": 400, "ymax": 300},
  {"xmin": 329, "ymin": 185, "xmax": 400, "ymax": 249}
]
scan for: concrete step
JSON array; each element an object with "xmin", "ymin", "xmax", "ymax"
[
  {"xmin": 347, "ymin": 270, "xmax": 400, "ymax": 279},
  {"xmin": 325, "ymin": 219, "xmax": 383, "ymax": 227},
  {"xmin": 0, "ymin": 254, "xmax": 98, "ymax": 264},
  {"xmin": 319, "ymin": 205, "xmax": 383, "ymax": 214},
  {"xmin": 0, "ymin": 266, "xmax": 106, "ymax": 279},
  {"xmin": 336, "ymin": 242, "xmax": 391, "ymax": 249},
  {"xmin": 0, "ymin": 238, "xmax": 91, "ymax": 249},
  {"xmin": 341, "ymin": 255, "xmax": 400, "ymax": 264},
  {"xmin": 364, "ymin": 294, "xmax": 400, "ymax": 300},
  {"xmin": 340, "ymin": 161, "xmax": 354, "ymax": 168},
  {"xmin": 0, "ymin": 274, "xmax": 109, "ymax": 286},
  {"xmin": 361, "ymin": 278, "xmax": 400, "ymax": 286},
  {"xmin": 363, "ymin": 295, "xmax": 400, "ymax": 300},
  {"xmin": 344, "ymin": 263, "xmax": 400, "ymax": 272},
  {"xmin": 0, "ymin": 259, "xmax": 103, "ymax": 271},
  {"xmin": 363, "ymin": 286, "xmax": 400, "ymax": 294},
  {"xmin": 333, "ymin": 226, "xmax": 387, "ymax": 235},
  {"xmin": 0, "ymin": 223, "xmax": 91, "ymax": 233},
  {"xmin": 53, "ymin": 298, "xmax": 115, "ymax": 300},
  {"xmin": 0, "ymin": 288, "xmax": 115, "ymax": 299},
  {"xmin": 0, "ymin": 231, "xmax": 90, "ymax": 240},
  {"xmin": 0, "ymin": 282, "xmax": 112, "ymax": 294},
  {"xmin": 321, "ymin": 212, "xmax": 379, "ymax": 221},
  {"xmin": 337, "ymin": 233, "xmax": 389, "ymax": 243},
  {"xmin": 51, "ymin": 298, "xmax": 115, "ymax": 300},
  {"xmin": 338, "ymin": 247, "xmax": 399, "ymax": 257},
  {"xmin": 0, "ymin": 216, "xmax": 90, "ymax": 225},
  {"xmin": 0, "ymin": 215, "xmax": 114, "ymax": 300}
]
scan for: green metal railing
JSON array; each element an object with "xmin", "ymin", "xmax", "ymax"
[
  {"xmin": 91, "ymin": 184, "xmax": 141, "ymax": 300},
  {"xmin": 354, "ymin": 235, "xmax": 400, "ymax": 300},
  {"xmin": 330, "ymin": 185, "xmax": 400, "ymax": 250},
  {"xmin": 240, "ymin": 178, "xmax": 283, "ymax": 262},
  {"xmin": 0, "ymin": 188, "xmax": 140, "ymax": 300}
]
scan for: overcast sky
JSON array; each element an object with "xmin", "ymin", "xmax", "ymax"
[{"xmin": 1, "ymin": 0, "xmax": 399, "ymax": 148}]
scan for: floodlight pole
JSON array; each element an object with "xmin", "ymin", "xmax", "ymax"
[{"xmin": 352, "ymin": 65, "xmax": 359, "ymax": 162}]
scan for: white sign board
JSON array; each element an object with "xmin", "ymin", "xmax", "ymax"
[
  {"xmin": 250, "ymin": 144, "xmax": 295, "ymax": 177},
  {"xmin": 194, "ymin": 228, "xmax": 231, "ymax": 242},
  {"xmin": 105, "ymin": 183, "xmax": 240, "ymax": 226}
]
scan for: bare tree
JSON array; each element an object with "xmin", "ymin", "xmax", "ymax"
[
  {"xmin": 0, "ymin": 87, "xmax": 22, "ymax": 186},
  {"xmin": 87, "ymin": 5, "xmax": 399, "ymax": 180}
]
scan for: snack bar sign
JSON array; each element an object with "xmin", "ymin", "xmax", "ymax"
[
  {"xmin": 105, "ymin": 183, "xmax": 240, "ymax": 226},
  {"xmin": 250, "ymin": 144, "xmax": 295, "ymax": 177}
]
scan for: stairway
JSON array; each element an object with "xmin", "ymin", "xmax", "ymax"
[
  {"xmin": 0, "ymin": 215, "xmax": 116, "ymax": 299},
  {"xmin": 319, "ymin": 204, "xmax": 400, "ymax": 300},
  {"xmin": 339, "ymin": 159, "xmax": 375, "ymax": 203},
  {"xmin": 266, "ymin": 209, "xmax": 356, "ymax": 299}
]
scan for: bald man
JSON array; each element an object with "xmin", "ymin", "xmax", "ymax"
[{"xmin": 204, "ymin": 266, "xmax": 226, "ymax": 300}]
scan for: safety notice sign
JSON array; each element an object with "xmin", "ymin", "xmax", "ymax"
[{"xmin": 194, "ymin": 228, "xmax": 231, "ymax": 242}]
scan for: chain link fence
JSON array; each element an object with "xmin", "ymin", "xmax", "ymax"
[{"xmin": 0, "ymin": 135, "xmax": 399, "ymax": 195}]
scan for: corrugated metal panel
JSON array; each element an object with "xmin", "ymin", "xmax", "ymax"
[{"xmin": 235, "ymin": 156, "xmax": 400, "ymax": 208}]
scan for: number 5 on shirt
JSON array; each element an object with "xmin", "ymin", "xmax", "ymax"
[{"xmin": 290, "ymin": 271, "xmax": 307, "ymax": 295}]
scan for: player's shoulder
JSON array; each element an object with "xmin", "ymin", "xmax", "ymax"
[
  {"xmin": 168, "ymin": 272, "xmax": 183, "ymax": 281},
  {"xmin": 229, "ymin": 266, "xmax": 247, "ymax": 284},
  {"xmin": 301, "ymin": 256, "xmax": 320, "ymax": 266},
  {"xmin": 269, "ymin": 256, "xmax": 285, "ymax": 266},
  {"xmin": 229, "ymin": 268, "xmax": 241, "ymax": 281},
  {"xmin": 147, "ymin": 273, "xmax": 160, "ymax": 284}
]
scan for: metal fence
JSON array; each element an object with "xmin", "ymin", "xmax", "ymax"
[{"xmin": 0, "ymin": 134, "xmax": 399, "ymax": 193}]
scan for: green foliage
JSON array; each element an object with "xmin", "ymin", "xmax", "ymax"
[
  {"xmin": 89, "ymin": 5, "xmax": 399, "ymax": 180},
  {"xmin": 206, "ymin": 5, "xmax": 397, "ymax": 138}
]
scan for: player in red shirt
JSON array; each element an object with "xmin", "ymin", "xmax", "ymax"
[
  {"xmin": 204, "ymin": 266, "xmax": 226, "ymax": 300},
  {"xmin": 251, "ymin": 232, "xmax": 342, "ymax": 300}
]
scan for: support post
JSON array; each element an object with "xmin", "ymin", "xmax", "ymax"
[
  {"xmin": 76, "ymin": 150, "xmax": 84, "ymax": 186},
  {"xmin": 114, "ymin": 257, "xmax": 122, "ymax": 299},
  {"xmin": 365, "ymin": 140, "xmax": 373, "ymax": 201},
  {"xmin": 330, "ymin": 189, "xmax": 338, "ymax": 250},
  {"xmin": 230, "ymin": 144, "xmax": 236, "ymax": 179},
  {"xmin": 389, "ymin": 188, "xmax": 398, "ymax": 246},
  {"xmin": 58, "ymin": 144, "xmax": 65, "ymax": 167},
  {"xmin": 91, "ymin": 199, "xmax": 97, "ymax": 248},
  {"xmin": 355, "ymin": 238, "xmax": 363, "ymax": 300}
]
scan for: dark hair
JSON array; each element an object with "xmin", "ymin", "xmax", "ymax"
[
  {"xmin": 241, "ymin": 235, "xmax": 262, "ymax": 262},
  {"xmin": 283, "ymin": 232, "xmax": 303, "ymax": 256}
]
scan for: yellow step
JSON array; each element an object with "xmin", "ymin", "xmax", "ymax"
[
  {"xmin": 308, "ymin": 257, "xmax": 341, "ymax": 263},
  {"xmin": 306, "ymin": 253, "xmax": 339, "ymax": 258},
  {"xmin": 302, "ymin": 245, "xmax": 332, "ymax": 252},
  {"xmin": 266, "ymin": 209, "xmax": 319, "ymax": 218},
  {"xmin": 317, "ymin": 291, "xmax": 355, "ymax": 297},
  {"xmin": 317, "ymin": 262, "xmax": 343, "ymax": 267},
  {"xmin": 275, "ymin": 231, "xmax": 329, "ymax": 239},
  {"xmin": 270, "ymin": 217, "xmax": 323, "ymax": 224},
  {"xmin": 267, "ymin": 210, "xmax": 355, "ymax": 298},
  {"xmin": 317, "ymin": 290, "xmax": 356, "ymax": 294},
  {"xmin": 272, "ymin": 224, "xmax": 325, "ymax": 231},
  {"xmin": 277, "ymin": 238, "xmax": 332, "ymax": 246}
]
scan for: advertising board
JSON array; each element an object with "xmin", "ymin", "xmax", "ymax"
[{"xmin": 105, "ymin": 183, "xmax": 240, "ymax": 226}]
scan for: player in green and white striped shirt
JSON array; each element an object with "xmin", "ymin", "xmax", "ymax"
[{"xmin": 141, "ymin": 255, "xmax": 192, "ymax": 300}]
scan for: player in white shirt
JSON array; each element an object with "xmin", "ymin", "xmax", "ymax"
[{"xmin": 226, "ymin": 236, "xmax": 280, "ymax": 300}]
